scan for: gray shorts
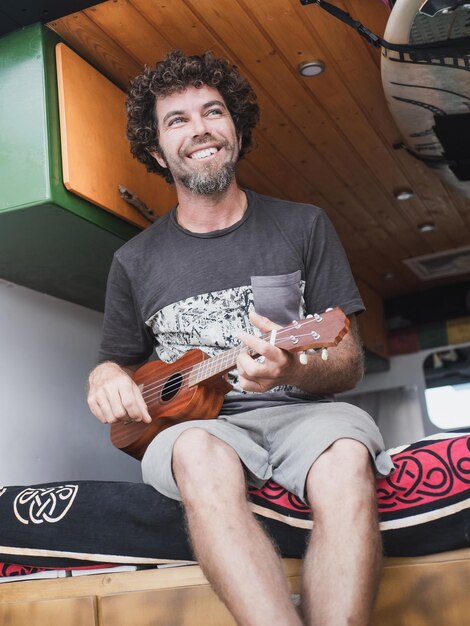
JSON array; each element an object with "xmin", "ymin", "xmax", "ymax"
[{"xmin": 141, "ymin": 402, "xmax": 394, "ymax": 503}]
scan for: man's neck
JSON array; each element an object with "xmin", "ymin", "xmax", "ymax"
[{"xmin": 174, "ymin": 182, "xmax": 247, "ymax": 233}]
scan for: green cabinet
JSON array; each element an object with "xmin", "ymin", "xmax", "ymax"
[{"xmin": 0, "ymin": 24, "xmax": 145, "ymax": 311}]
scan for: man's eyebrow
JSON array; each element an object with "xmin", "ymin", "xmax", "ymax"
[
  {"xmin": 162, "ymin": 109, "xmax": 185, "ymax": 124},
  {"xmin": 161, "ymin": 100, "xmax": 227, "ymax": 125},
  {"xmin": 202, "ymin": 100, "xmax": 227, "ymax": 110}
]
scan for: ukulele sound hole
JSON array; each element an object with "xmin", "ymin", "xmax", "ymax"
[{"xmin": 161, "ymin": 373, "xmax": 183, "ymax": 402}]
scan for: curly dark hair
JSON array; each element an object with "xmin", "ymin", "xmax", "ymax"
[{"xmin": 126, "ymin": 50, "xmax": 260, "ymax": 184}]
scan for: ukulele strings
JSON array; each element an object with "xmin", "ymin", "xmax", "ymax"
[
  {"xmin": 140, "ymin": 320, "xmax": 329, "ymax": 403},
  {"xmin": 140, "ymin": 324, "xmax": 329, "ymax": 403}
]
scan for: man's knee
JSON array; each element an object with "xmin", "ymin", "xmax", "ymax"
[
  {"xmin": 172, "ymin": 428, "xmax": 244, "ymax": 487},
  {"xmin": 306, "ymin": 439, "xmax": 375, "ymax": 509}
]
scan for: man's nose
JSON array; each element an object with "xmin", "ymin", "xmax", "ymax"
[{"xmin": 190, "ymin": 115, "xmax": 209, "ymax": 137}]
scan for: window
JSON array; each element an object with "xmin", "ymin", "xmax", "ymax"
[{"xmin": 423, "ymin": 346, "xmax": 470, "ymax": 430}]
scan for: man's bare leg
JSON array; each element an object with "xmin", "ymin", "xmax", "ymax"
[
  {"xmin": 172, "ymin": 428, "xmax": 302, "ymax": 626},
  {"xmin": 301, "ymin": 439, "xmax": 382, "ymax": 626}
]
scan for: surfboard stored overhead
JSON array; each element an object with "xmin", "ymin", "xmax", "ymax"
[{"xmin": 381, "ymin": 0, "xmax": 470, "ymax": 198}]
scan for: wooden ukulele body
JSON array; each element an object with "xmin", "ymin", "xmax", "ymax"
[
  {"xmin": 109, "ymin": 308, "xmax": 349, "ymax": 460},
  {"xmin": 110, "ymin": 349, "xmax": 232, "ymax": 460}
]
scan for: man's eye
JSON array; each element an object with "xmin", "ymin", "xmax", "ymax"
[
  {"xmin": 207, "ymin": 108, "xmax": 222, "ymax": 116},
  {"xmin": 168, "ymin": 117, "xmax": 185, "ymax": 126}
]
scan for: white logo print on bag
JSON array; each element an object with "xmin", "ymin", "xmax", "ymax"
[{"xmin": 14, "ymin": 485, "xmax": 79, "ymax": 525}]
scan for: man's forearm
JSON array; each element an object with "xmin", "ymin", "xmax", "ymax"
[
  {"xmin": 237, "ymin": 312, "xmax": 364, "ymax": 396},
  {"xmin": 285, "ymin": 316, "xmax": 364, "ymax": 395},
  {"xmin": 287, "ymin": 346, "xmax": 363, "ymax": 395}
]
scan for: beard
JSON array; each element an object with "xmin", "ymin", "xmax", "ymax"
[
  {"xmin": 180, "ymin": 161, "xmax": 236, "ymax": 194},
  {"xmin": 159, "ymin": 133, "xmax": 239, "ymax": 195}
]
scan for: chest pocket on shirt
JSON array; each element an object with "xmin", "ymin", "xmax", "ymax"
[{"xmin": 251, "ymin": 270, "xmax": 305, "ymax": 326}]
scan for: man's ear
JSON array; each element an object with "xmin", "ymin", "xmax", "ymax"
[{"xmin": 149, "ymin": 150, "xmax": 167, "ymax": 169}]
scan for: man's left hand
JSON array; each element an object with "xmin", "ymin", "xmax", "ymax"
[{"xmin": 237, "ymin": 311, "xmax": 296, "ymax": 392}]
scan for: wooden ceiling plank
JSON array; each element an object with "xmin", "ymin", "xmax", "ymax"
[
  {"xmin": 341, "ymin": 0, "xmax": 389, "ymax": 69},
  {"xmin": 300, "ymin": 0, "xmax": 468, "ymax": 248},
  {"xmin": 241, "ymin": 146, "xmax": 317, "ymax": 201},
  {"xmin": 245, "ymin": 2, "xmax": 451, "ymax": 256},
  {"xmin": 351, "ymin": 242, "xmax": 419, "ymax": 286},
  {"xmin": 248, "ymin": 93, "xmax": 396, "ymax": 236},
  {"xmin": 351, "ymin": 261, "xmax": 419, "ymax": 298},
  {"xmin": 183, "ymin": 0, "xmax": 416, "ymax": 239},
  {"xmin": 351, "ymin": 261, "xmax": 416, "ymax": 296},
  {"xmin": 47, "ymin": 11, "xmax": 141, "ymax": 88},
  {"xmin": 447, "ymin": 187, "xmax": 470, "ymax": 217},
  {"xmin": 332, "ymin": 230, "xmax": 418, "ymax": 294},
  {"xmin": 353, "ymin": 231, "xmax": 416, "ymax": 269},
  {"xmin": 388, "ymin": 159, "xmax": 469, "ymax": 249},
  {"xmin": 236, "ymin": 160, "xmax": 287, "ymax": 200},
  {"xmin": 84, "ymin": 0, "xmax": 172, "ymax": 69},
  {"xmin": 335, "ymin": 3, "xmax": 468, "ymax": 248},
  {"xmin": 248, "ymin": 0, "xmax": 459, "ymax": 254},
  {"xmin": 130, "ymin": 0, "xmax": 226, "ymax": 57}
]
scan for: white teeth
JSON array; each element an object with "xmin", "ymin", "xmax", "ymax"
[{"xmin": 190, "ymin": 147, "xmax": 218, "ymax": 159}]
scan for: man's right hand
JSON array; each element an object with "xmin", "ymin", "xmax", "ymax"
[{"xmin": 87, "ymin": 361, "xmax": 152, "ymax": 425}]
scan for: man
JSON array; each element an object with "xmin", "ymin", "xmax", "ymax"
[{"xmin": 87, "ymin": 50, "xmax": 393, "ymax": 625}]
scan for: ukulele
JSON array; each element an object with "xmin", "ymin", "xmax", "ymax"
[{"xmin": 110, "ymin": 307, "xmax": 349, "ymax": 459}]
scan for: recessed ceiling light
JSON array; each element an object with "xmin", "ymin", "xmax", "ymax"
[
  {"xmin": 418, "ymin": 222, "xmax": 437, "ymax": 233},
  {"xmin": 394, "ymin": 189, "xmax": 414, "ymax": 201},
  {"xmin": 298, "ymin": 60, "xmax": 325, "ymax": 77}
]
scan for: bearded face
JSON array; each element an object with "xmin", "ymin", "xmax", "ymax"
[{"xmin": 153, "ymin": 85, "xmax": 241, "ymax": 195}]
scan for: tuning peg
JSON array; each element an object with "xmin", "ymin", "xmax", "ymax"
[
  {"xmin": 321, "ymin": 349, "xmax": 328, "ymax": 361},
  {"xmin": 299, "ymin": 351, "xmax": 308, "ymax": 365},
  {"xmin": 299, "ymin": 349, "xmax": 319, "ymax": 365}
]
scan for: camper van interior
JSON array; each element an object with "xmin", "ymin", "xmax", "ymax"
[{"xmin": 0, "ymin": 0, "xmax": 469, "ymax": 624}]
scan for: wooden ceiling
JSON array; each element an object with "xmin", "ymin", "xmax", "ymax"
[{"xmin": 47, "ymin": 0, "xmax": 470, "ymax": 300}]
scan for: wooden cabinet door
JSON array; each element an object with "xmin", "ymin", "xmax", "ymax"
[
  {"xmin": 0, "ymin": 595, "xmax": 97, "ymax": 626},
  {"xmin": 372, "ymin": 558, "xmax": 470, "ymax": 626},
  {"xmin": 99, "ymin": 585, "xmax": 236, "ymax": 626},
  {"xmin": 56, "ymin": 43, "xmax": 176, "ymax": 229}
]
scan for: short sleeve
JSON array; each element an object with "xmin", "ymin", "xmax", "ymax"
[
  {"xmin": 97, "ymin": 255, "xmax": 154, "ymax": 365},
  {"xmin": 303, "ymin": 210, "xmax": 364, "ymax": 317}
]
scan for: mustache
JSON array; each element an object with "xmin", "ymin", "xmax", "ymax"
[{"xmin": 184, "ymin": 134, "xmax": 229, "ymax": 153}]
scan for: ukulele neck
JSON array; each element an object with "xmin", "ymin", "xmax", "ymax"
[
  {"xmin": 189, "ymin": 344, "xmax": 254, "ymax": 386},
  {"xmin": 187, "ymin": 310, "xmax": 347, "ymax": 387}
]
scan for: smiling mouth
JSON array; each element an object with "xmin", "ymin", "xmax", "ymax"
[{"xmin": 188, "ymin": 147, "xmax": 220, "ymax": 160}]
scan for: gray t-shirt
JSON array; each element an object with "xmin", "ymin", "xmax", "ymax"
[{"xmin": 98, "ymin": 189, "xmax": 364, "ymax": 413}]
